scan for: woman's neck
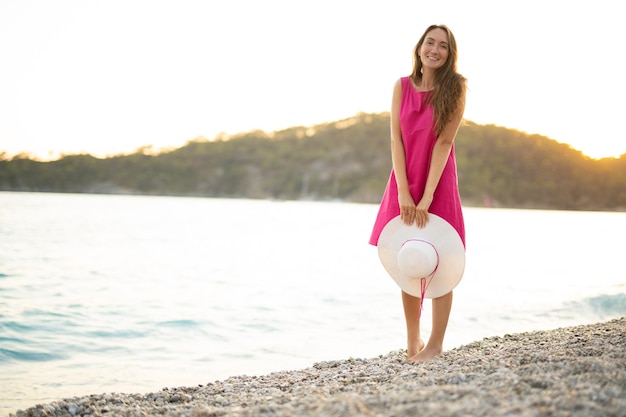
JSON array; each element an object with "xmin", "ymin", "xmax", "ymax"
[
  {"xmin": 412, "ymin": 73, "xmax": 435, "ymax": 91},
  {"xmin": 420, "ymin": 70, "xmax": 436, "ymax": 90}
]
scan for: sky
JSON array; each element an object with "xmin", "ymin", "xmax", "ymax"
[{"xmin": 0, "ymin": 0, "xmax": 624, "ymax": 160}]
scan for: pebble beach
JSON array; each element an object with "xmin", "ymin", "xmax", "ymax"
[{"xmin": 11, "ymin": 318, "xmax": 626, "ymax": 417}]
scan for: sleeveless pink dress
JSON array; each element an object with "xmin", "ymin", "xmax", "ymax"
[{"xmin": 369, "ymin": 77, "xmax": 465, "ymax": 246}]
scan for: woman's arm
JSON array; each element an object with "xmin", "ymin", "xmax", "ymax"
[
  {"xmin": 390, "ymin": 78, "xmax": 416, "ymax": 225},
  {"xmin": 414, "ymin": 90, "xmax": 466, "ymax": 228}
]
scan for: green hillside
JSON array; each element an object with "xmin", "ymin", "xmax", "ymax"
[{"xmin": 1, "ymin": 113, "xmax": 625, "ymax": 211}]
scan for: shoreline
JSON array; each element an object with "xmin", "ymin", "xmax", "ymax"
[{"xmin": 11, "ymin": 317, "xmax": 626, "ymax": 417}]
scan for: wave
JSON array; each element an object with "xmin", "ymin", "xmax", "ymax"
[
  {"xmin": 584, "ymin": 293, "xmax": 626, "ymax": 315},
  {"xmin": 0, "ymin": 347, "xmax": 65, "ymax": 362},
  {"xmin": 563, "ymin": 293, "xmax": 626, "ymax": 319}
]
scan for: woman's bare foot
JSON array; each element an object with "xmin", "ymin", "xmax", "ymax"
[
  {"xmin": 406, "ymin": 339, "xmax": 425, "ymax": 361},
  {"xmin": 407, "ymin": 344, "xmax": 442, "ymax": 364}
]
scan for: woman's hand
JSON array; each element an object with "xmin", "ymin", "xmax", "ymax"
[
  {"xmin": 398, "ymin": 192, "xmax": 417, "ymax": 225},
  {"xmin": 399, "ymin": 191, "xmax": 432, "ymax": 227},
  {"xmin": 414, "ymin": 195, "xmax": 433, "ymax": 228}
]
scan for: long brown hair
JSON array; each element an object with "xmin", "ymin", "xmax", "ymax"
[{"xmin": 410, "ymin": 24, "xmax": 466, "ymax": 136}]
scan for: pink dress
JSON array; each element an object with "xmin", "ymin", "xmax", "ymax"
[{"xmin": 369, "ymin": 77, "xmax": 465, "ymax": 246}]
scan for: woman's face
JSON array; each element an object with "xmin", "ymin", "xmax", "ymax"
[{"xmin": 419, "ymin": 28, "xmax": 449, "ymax": 71}]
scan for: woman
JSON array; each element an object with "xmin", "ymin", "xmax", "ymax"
[{"xmin": 369, "ymin": 24, "xmax": 467, "ymax": 363}]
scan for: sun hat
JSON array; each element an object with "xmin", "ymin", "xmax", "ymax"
[{"xmin": 378, "ymin": 214, "xmax": 465, "ymax": 299}]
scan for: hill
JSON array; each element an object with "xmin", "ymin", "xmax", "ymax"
[{"xmin": 1, "ymin": 113, "xmax": 625, "ymax": 211}]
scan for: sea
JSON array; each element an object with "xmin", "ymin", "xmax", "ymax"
[{"xmin": 1, "ymin": 191, "xmax": 625, "ymax": 416}]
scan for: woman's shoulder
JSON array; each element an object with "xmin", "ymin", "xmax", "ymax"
[{"xmin": 394, "ymin": 76, "xmax": 411, "ymax": 91}]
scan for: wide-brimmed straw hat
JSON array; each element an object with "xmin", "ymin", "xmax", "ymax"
[{"xmin": 378, "ymin": 214, "xmax": 465, "ymax": 299}]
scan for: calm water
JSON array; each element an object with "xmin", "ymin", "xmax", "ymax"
[{"xmin": 1, "ymin": 192, "xmax": 625, "ymax": 415}]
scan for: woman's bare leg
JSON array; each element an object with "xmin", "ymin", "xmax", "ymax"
[
  {"xmin": 408, "ymin": 291, "xmax": 453, "ymax": 363},
  {"xmin": 402, "ymin": 291, "xmax": 425, "ymax": 359}
]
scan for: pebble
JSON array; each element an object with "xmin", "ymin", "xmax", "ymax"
[{"xmin": 11, "ymin": 318, "xmax": 626, "ymax": 417}]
